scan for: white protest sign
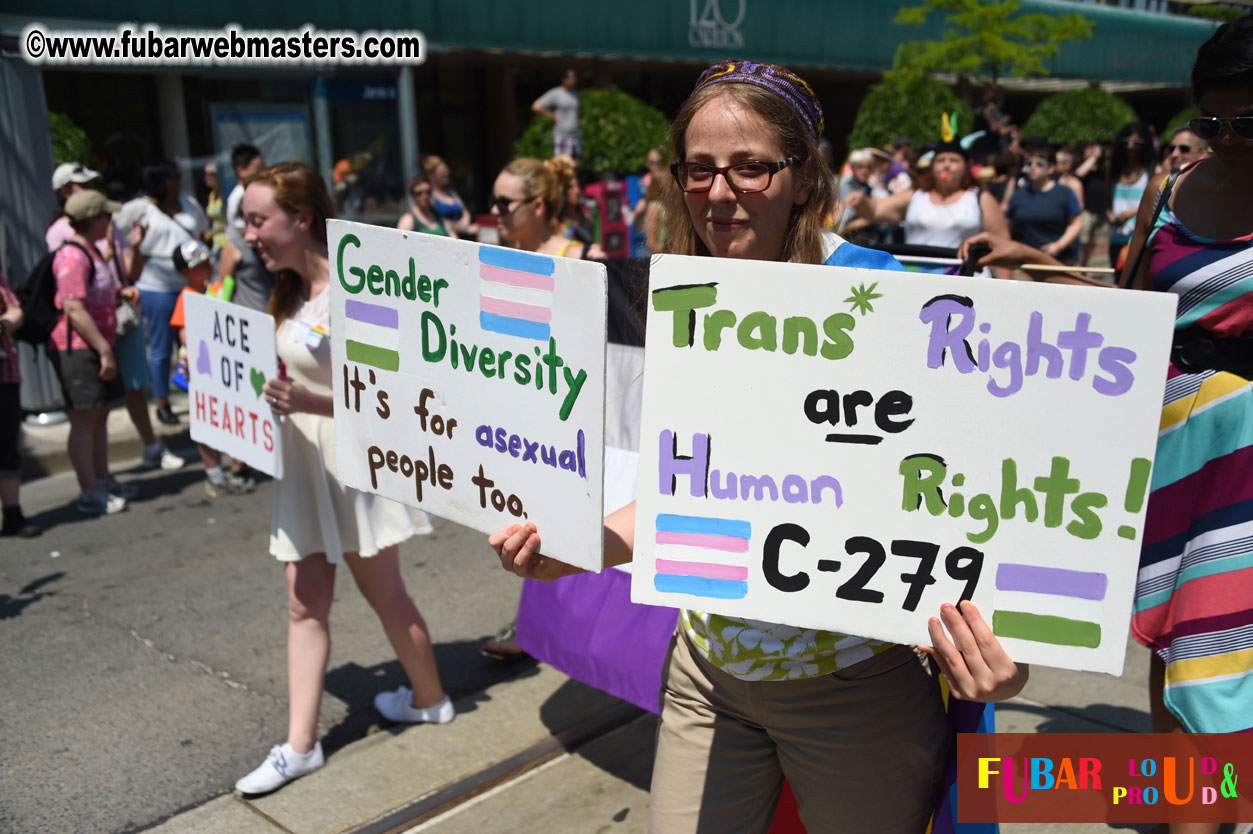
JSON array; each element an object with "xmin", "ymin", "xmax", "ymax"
[
  {"xmin": 631, "ymin": 255, "xmax": 1177, "ymax": 674},
  {"xmin": 184, "ymin": 292, "xmax": 283, "ymax": 478},
  {"xmin": 327, "ymin": 221, "xmax": 607, "ymax": 569}
]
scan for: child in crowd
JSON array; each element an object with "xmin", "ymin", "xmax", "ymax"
[{"xmin": 170, "ymin": 239, "xmax": 255, "ymax": 497}]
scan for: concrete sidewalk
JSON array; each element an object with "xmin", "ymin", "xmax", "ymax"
[
  {"xmin": 19, "ymin": 387, "xmax": 193, "ymax": 481},
  {"xmin": 140, "ymin": 634, "xmax": 1212, "ymax": 834}
]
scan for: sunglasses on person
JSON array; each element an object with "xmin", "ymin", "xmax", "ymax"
[
  {"xmin": 1164, "ymin": 143, "xmax": 1194, "ymax": 155},
  {"xmin": 670, "ymin": 157, "xmax": 800, "ymax": 194},
  {"xmin": 1025, "ymin": 158, "xmax": 1051, "ymax": 169},
  {"xmin": 1187, "ymin": 115, "xmax": 1253, "ymax": 141},
  {"xmin": 412, "ymin": 187, "xmax": 432, "ymax": 198},
  {"xmin": 489, "ymin": 195, "xmax": 534, "ymax": 214}
]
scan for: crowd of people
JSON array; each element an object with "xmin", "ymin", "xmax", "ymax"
[
  {"xmin": 5, "ymin": 15, "xmax": 1252, "ymax": 833},
  {"xmin": 829, "ymin": 113, "xmax": 1212, "ymax": 277}
]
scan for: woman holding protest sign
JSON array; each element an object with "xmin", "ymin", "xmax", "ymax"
[
  {"xmin": 233, "ymin": 162, "xmax": 451, "ymax": 796},
  {"xmin": 479, "ymin": 154, "xmax": 595, "ymax": 659},
  {"xmin": 487, "ymin": 61, "xmax": 1027, "ymax": 833},
  {"xmin": 1120, "ymin": 16, "xmax": 1253, "ymax": 816}
]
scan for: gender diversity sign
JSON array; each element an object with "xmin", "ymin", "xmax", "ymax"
[
  {"xmin": 183, "ymin": 292, "xmax": 282, "ymax": 478},
  {"xmin": 327, "ymin": 220, "xmax": 607, "ymax": 569},
  {"xmin": 631, "ymin": 255, "xmax": 1177, "ymax": 674}
]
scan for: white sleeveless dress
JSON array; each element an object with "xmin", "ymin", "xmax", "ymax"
[{"xmin": 269, "ymin": 287, "xmax": 414, "ymax": 562}]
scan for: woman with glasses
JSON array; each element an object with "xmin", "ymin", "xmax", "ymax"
[
  {"xmin": 488, "ymin": 157, "xmax": 586, "ymax": 258},
  {"xmin": 487, "ymin": 60, "xmax": 1026, "ymax": 833},
  {"xmin": 1106, "ymin": 122, "xmax": 1155, "ymax": 269},
  {"xmin": 1122, "ymin": 18, "xmax": 1253, "ymax": 811},
  {"xmin": 479, "ymin": 154, "xmax": 595, "ymax": 660},
  {"xmin": 396, "ymin": 174, "xmax": 447, "ymax": 236},
  {"xmin": 844, "ymin": 139, "xmax": 1007, "ymax": 272}
]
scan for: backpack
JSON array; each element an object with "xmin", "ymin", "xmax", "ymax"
[{"xmin": 14, "ymin": 241, "xmax": 91, "ymax": 346}]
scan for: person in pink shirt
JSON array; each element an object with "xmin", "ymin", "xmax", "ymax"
[
  {"xmin": 47, "ymin": 163, "xmax": 184, "ymax": 472},
  {"xmin": 50, "ymin": 190, "xmax": 142, "ymax": 516}
]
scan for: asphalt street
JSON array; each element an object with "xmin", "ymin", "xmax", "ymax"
[{"xmin": 0, "ymin": 453, "xmax": 530, "ymax": 834}]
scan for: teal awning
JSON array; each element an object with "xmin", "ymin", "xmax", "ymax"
[{"xmin": 0, "ymin": 0, "xmax": 1218, "ymax": 86}]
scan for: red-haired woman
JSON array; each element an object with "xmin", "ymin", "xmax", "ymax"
[{"xmin": 234, "ymin": 163, "xmax": 451, "ymax": 795}]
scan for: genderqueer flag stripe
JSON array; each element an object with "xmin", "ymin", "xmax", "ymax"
[
  {"xmin": 346, "ymin": 340, "xmax": 400, "ymax": 371},
  {"xmin": 345, "ymin": 299, "xmax": 399, "ymax": 328},
  {"xmin": 996, "ymin": 563, "xmax": 1108, "ymax": 600},
  {"xmin": 993, "ymin": 610, "xmax": 1102, "ymax": 648}
]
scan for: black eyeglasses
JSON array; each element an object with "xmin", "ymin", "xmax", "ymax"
[
  {"xmin": 1188, "ymin": 115, "xmax": 1253, "ymax": 141},
  {"xmin": 1164, "ymin": 144, "xmax": 1194, "ymax": 155},
  {"xmin": 412, "ymin": 188, "xmax": 432, "ymax": 197},
  {"xmin": 489, "ymin": 195, "xmax": 534, "ymax": 214},
  {"xmin": 1025, "ymin": 158, "xmax": 1050, "ymax": 169},
  {"xmin": 670, "ymin": 158, "xmax": 800, "ymax": 194}
]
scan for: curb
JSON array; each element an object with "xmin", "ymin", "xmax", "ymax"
[
  {"xmin": 19, "ymin": 389, "xmax": 195, "ymax": 481},
  {"xmin": 20, "ymin": 427, "xmax": 195, "ymax": 481}
]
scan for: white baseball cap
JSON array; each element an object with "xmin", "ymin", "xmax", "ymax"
[
  {"xmin": 52, "ymin": 162, "xmax": 101, "ymax": 191},
  {"xmin": 173, "ymin": 239, "xmax": 211, "ymax": 273}
]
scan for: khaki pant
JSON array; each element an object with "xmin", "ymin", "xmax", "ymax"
[{"xmin": 648, "ymin": 630, "xmax": 951, "ymax": 834}]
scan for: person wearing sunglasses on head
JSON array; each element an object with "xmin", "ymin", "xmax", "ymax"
[
  {"xmin": 1120, "ymin": 18, "xmax": 1253, "ymax": 816},
  {"xmin": 1156, "ymin": 125, "xmax": 1209, "ymax": 178}
]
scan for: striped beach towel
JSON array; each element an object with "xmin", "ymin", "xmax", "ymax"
[{"xmin": 1131, "ymin": 161, "xmax": 1253, "ymax": 734}]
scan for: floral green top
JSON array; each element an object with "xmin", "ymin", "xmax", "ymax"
[
  {"xmin": 681, "ymin": 232, "xmax": 903, "ymax": 682},
  {"xmin": 682, "ymin": 609, "xmax": 895, "ymax": 681}
]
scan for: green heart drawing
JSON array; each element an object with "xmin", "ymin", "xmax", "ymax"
[{"xmin": 249, "ymin": 368, "xmax": 266, "ymax": 399}]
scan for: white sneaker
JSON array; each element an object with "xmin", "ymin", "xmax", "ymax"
[
  {"xmin": 141, "ymin": 446, "xmax": 185, "ymax": 471},
  {"xmin": 373, "ymin": 688, "xmax": 455, "ymax": 725},
  {"xmin": 76, "ymin": 489, "xmax": 127, "ymax": 515},
  {"xmin": 234, "ymin": 742, "xmax": 324, "ymax": 794}
]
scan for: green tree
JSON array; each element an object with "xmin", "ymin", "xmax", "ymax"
[
  {"xmin": 891, "ymin": 0, "xmax": 1094, "ymax": 87},
  {"xmin": 514, "ymin": 88, "xmax": 669, "ymax": 177},
  {"xmin": 1187, "ymin": 4, "xmax": 1246, "ymax": 22},
  {"xmin": 1020, "ymin": 87, "xmax": 1138, "ymax": 145},
  {"xmin": 48, "ymin": 110, "xmax": 94, "ymax": 167},
  {"xmin": 848, "ymin": 77, "xmax": 973, "ymax": 151}
]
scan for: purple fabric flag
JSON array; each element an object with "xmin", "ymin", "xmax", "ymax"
[{"xmin": 515, "ymin": 570, "xmax": 679, "ymax": 714}]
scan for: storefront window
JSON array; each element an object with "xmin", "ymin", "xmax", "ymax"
[{"xmin": 318, "ymin": 78, "xmax": 405, "ymax": 224}]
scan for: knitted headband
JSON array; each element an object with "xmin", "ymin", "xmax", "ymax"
[{"xmin": 693, "ymin": 60, "xmax": 825, "ymax": 140}]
